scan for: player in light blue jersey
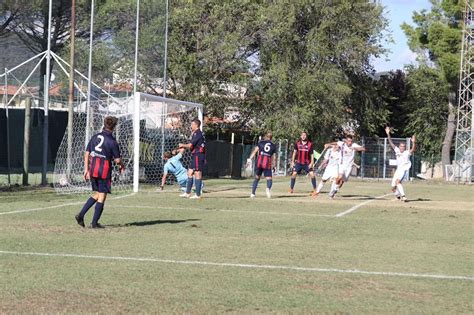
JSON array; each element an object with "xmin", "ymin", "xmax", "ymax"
[{"xmin": 159, "ymin": 148, "xmax": 189, "ymax": 192}]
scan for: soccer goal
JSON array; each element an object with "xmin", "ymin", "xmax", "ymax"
[{"xmin": 53, "ymin": 92, "xmax": 203, "ymax": 194}]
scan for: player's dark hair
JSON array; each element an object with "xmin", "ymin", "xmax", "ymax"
[
  {"xmin": 104, "ymin": 116, "xmax": 118, "ymax": 131},
  {"xmin": 163, "ymin": 151, "xmax": 172, "ymax": 159},
  {"xmin": 192, "ymin": 119, "xmax": 201, "ymax": 127},
  {"xmin": 345, "ymin": 134, "xmax": 353, "ymax": 140}
]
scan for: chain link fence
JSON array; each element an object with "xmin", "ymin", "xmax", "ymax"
[{"xmin": 360, "ymin": 137, "xmax": 417, "ymax": 180}]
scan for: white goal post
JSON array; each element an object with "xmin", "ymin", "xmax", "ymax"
[
  {"xmin": 53, "ymin": 92, "xmax": 203, "ymax": 194},
  {"xmin": 131, "ymin": 92, "xmax": 203, "ymax": 192}
]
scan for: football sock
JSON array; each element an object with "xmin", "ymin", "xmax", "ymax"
[
  {"xmin": 78, "ymin": 197, "xmax": 97, "ymax": 218},
  {"xmin": 311, "ymin": 177, "xmax": 317, "ymax": 189},
  {"xmin": 252, "ymin": 178, "xmax": 259, "ymax": 194},
  {"xmin": 290, "ymin": 177, "xmax": 296, "ymax": 189},
  {"xmin": 186, "ymin": 177, "xmax": 193, "ymax": 194},
  {"xmin": 394, "ymin": 187, "xmax": 401, "ymax": 197},
  {"xmin": 316, "ymin": 182, "xmax": 324, "ymax": 193},
  {"xmin": 330, "ymin": 181, "xmax": 337, "ymax": 192},
  {"xmin": 267, "ymin": 179, "xmax": 273, "ymax": 189},
  {"xmin": 92, "ymin": 202, "xmax": 104, "ymax": 225},
  {"xmin": 396, "ymin": 184, "xmax": 405, "ymax": 196},
  {"xmin": 195, "ymin": 179, "xmax": 202, "ymax": 197}
]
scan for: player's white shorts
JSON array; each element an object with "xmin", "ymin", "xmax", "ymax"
[
  {"xmin": 391, "ymin": 168, "xmax": 409, "ymax": 187},
  {"xmin": 338, "ymin": 164, "xmax": 352, "ymax": 181},
  {"xmin": 322, "ymin": 165, "xmax": 338, "ymax": 181}
]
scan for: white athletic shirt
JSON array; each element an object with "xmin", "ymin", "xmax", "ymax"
[
  {"xmin": 337, "ymin": 141, "xmax": 362, "ymax": 166},
  {"xmin": 394, "ymin": 146, "xmax": 411, "ymax": 171},
  {"xmin": 324, "ymin": 149, "xmax": 340, "ymax": 168}
]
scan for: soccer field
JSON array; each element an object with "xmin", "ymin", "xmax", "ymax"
[{"xmin": 0, "ymin": 178, "xmax": 473, "ymax": 313}]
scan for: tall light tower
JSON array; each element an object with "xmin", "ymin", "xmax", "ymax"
[{"xmin": 454, "ymin": 0, "xmax": 474, "ymax": 183}]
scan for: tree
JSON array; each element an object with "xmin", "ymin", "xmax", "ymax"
[
  {"xmin": 403, "ymin": 66, "xmax": 449, "ymax": 164},
  {"xmin": 402, "ymin": 0, "xmax": 463, "ymax": 171},
  {"xmin": 256, "ymin": 0, "xmax": 389, "ymax": 141},
  {"xmin": 0, "ymin": 0, "xmax": 21, "ymax": 37}
]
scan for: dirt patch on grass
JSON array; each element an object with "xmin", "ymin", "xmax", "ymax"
[{"xmin": 0, "ymin": 290, "xmax": 131, "ymax": 314}]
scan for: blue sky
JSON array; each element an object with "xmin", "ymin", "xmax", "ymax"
[{"xmin": 372, "ymin": 0, "xmax": 432, "ymax": 72}]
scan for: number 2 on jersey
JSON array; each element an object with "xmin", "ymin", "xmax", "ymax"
[{"xmin": 95, "ymin": 135, "xmax": 105, "ymax": 152}]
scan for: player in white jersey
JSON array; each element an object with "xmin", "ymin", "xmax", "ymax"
[
  {"xmin": 314, "ymin": 144, "xmax": 340, "ymax": 197},
  {"xmin": 325, "ymin": 135, "xmax": 365, "ymax": 198},
  {"xmin": 385, "ymin": 127, "xmax": 416, "ymax": 202}
]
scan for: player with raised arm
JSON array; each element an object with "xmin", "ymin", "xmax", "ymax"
[
  {"xmin": 179, "ymin": 119, "xmax": 205, "ymax": 200},
  {"xmin": 159, "ymin": 148, "xmax": 188, "ymax": 192},
  {"xmin": 325, "ymin": 134, "xmax": 365, "ymax": 198},
  {"xmin": 75, "ymin": 116, "xmax": 124, "ymax": 229},
  {"xmin": 289, "ymin": 132, "xmax": 317, "ymax": 196},
  {"xmin": 314, "ymin": 143, "xmax": 340, "ymax": 197},
  {"xmin": 385, "ymin": 127, "xmax": 416, "ymax": 202},
  {"xmin": 247, "ymin": 132, "xmax": 277, "ymax": 198}
]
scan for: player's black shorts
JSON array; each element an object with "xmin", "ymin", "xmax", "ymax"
[
  {"xmin": 91, "ymin": 177, "xmax": 112, "ymax": 193},
  {"xmin": 293, "ymin": 163, "xmax": 313, "ymax": 174},
  {"xmin": 191, "ymin": 154, "xmax": 206, "ymax": 172},
  {"xmin": 255, "ymin": 167, "xmax": 272, "ymax": 178}
]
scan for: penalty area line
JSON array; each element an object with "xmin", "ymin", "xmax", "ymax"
[
  {"xmin": 0, "ymin": 250, "xmax": 472, "ymax": 281},
  {"xmin": 335, "ymin": 193, "xmax": 392, "ymax": 218},
  {"xmin": 0, "ymin": 193, "xmax": 135, "ymax": 216}
]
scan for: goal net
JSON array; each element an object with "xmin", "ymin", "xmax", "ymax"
[{"xmin": 53, "ymin": 92, "xmax": 203, "ymax": 193}]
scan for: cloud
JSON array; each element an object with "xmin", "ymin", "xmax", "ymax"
[{"xmin": 396, "ymin": 48, "xmax": 418, "ymax": 66}]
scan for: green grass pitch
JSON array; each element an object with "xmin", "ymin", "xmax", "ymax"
[{"xmin": 0, "ymin": 178, "xmax": 473, "ymax": 313}]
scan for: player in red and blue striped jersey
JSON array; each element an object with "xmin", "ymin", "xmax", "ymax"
[
  {"xmin": 289, "ymin": 132, "xmax": 317, "ymax": 196},
  {"xmin": 75, "ymin": 116, "xmax": 124, "ymax": 229},
  {"xmin": 179, "ymin": 119, "xmax": 205, "ymax": 199},
  {"xmin": 247, "ymin": 132, "xmax": 277, "ymax": 198}
]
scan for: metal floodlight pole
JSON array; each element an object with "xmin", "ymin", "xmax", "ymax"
[
  {"xmin": 42, "ymin": 0, "xmax": 53, "ymax": 185},
  {"xmin": 163, "ymin": 0, "xmax": 169, "ymax": 98},
  {"xmin": 133, "ymin": 0, "xmax": 140, "ymax": 95},
  {"xmin": 85, "ymin": 0, "xmax": 95, "ymax": 145},
  {"xmin": 4, "ymin": 68, "xmax": 11, "ymax": 186},
  {"xmin": 160, "ymin": 0, "xmax": 169, "ymax": 160},
  {"xmin": 67, "ymin": 0, "xmax": 77, "ymax": 178},
  {"xmin": 133, "ymin": 0, "xmax": 141, "ymax": 192},
  {"xmin": 454, "ymin": 0, "xmax": 474, "ymax": 183}
]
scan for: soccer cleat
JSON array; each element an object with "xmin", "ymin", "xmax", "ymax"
[
  {"xmin": 250, "ymin": 194, "xmax": 256, "ymax": 198},
  {"xmin": 190, "ymin": 195, "xmax": 201, "ymax": 200},
  {"xmin": 75, "ymin": 214, "xmax": 85, "ymax": 228},
  {"xmin": 401, "ymin": 196, "xmax": 407, "ymax": 202},
  {"xmin": 266, "ymin": 188, "xmax": 272, "ymax": 199},
  {"xmin": 288, "ymin": 188, "xmax": 294, "ymax": 194},
  {"xmin": 89, "ymin": 223, "xmax": 105, "ymax": 229},
  {"xmin": 311, "ymin": 190, "xmax": 319, "ymax": 198},
  {"xmin": 328, "ymin": 190, "xmax": 337, "ymax": 199},
  {"xmin": 180, "ymin": 193, "xmax": 191, "ymax": 198}
]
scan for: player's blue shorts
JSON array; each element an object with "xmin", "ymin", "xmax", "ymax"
[
  {"xmin": 191, "ymin": 154, "xmax": 206, "ymax": 172},
  {"xmin": 177, "ymin": 174, "xmax": 188, "ymax": 187},
  {"xmin": 293, "ymin": 163, "xmax": 313, "ymax": 174},
  {"xmin": 256, "ymin": 167, "xmax": 272, "ymax": 178},
  {"xmin": 91, "ymin": 177, "xmax": 111, "ymax": 193}
]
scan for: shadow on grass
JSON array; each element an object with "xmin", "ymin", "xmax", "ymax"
[
  {"xmin": 107, "ymin": 219, "xmax": 200, "ymax": 227},
  {"xmin": 410, "ymin": 198, "xmax": 432, "ymax": 202},
  {"xmin": 339, "ymin": 194, "xmax": 374, "ymax": 200}
]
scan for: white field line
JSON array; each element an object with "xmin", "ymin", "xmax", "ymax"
[
  {"xmin": 335, "ymin": 193, "xmax": 392, "ymax": 218},
  {"xmin": 0, "ymin": 250, "xmax": 472, "ymax": 281},
  {"xmin": 117, "ymin": 205, "xmax": 334, "ymax": 218},
  {"xmin": 0, "ymin": 193, "xmax": 135, "ymax": 216}
]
